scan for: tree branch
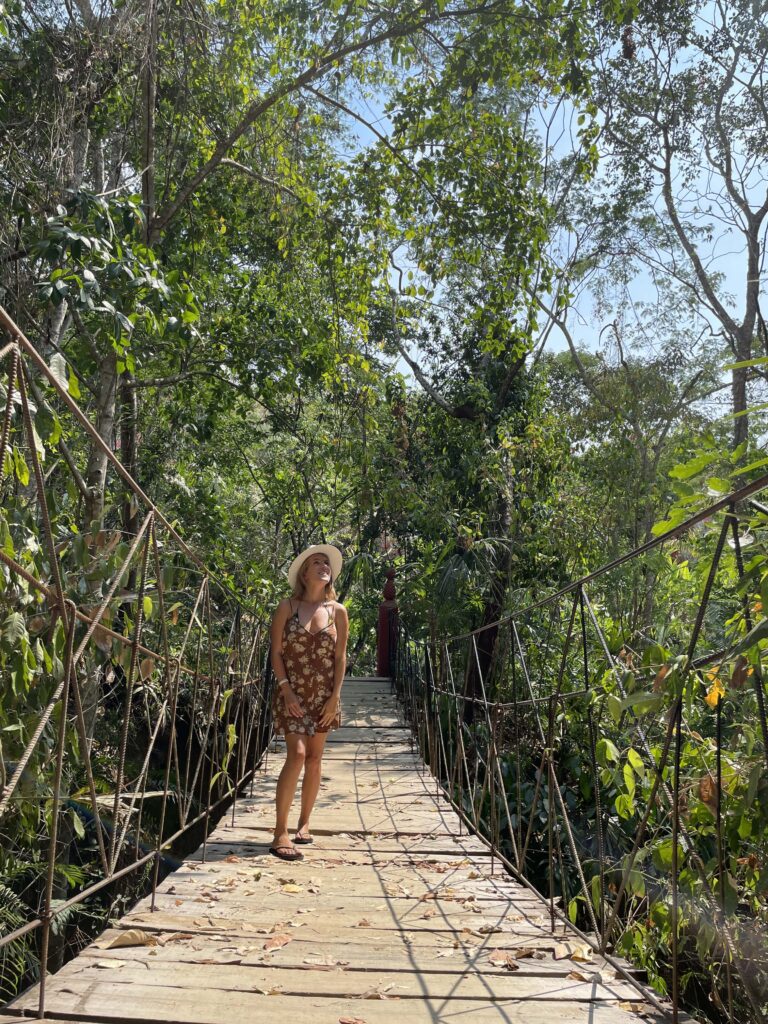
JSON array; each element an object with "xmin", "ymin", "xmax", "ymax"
[
  {"xmin": 150, "ymin": 0, "xmax": 507, "ymax": 237},
  {"xmin": 219, "ymin": 158, "xmax": 301, "ymax": 200}
]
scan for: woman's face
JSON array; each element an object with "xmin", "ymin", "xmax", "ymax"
[{"xmin": 301, "ymin": 553, "xmax": 332, "ymax": 589}]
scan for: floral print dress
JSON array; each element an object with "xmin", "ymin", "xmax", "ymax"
[{"xmin": 273, "ymin": 602, "xmax": 341, "ymax": 736}]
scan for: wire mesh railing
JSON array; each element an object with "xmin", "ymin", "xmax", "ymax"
[
  {"xmin": 393, "ymin": 477, "xmax": 768, "ymax": 1024},
  {"xmin": 0, "ymin": 305, "xmax": 275, "ymax": 1013}
]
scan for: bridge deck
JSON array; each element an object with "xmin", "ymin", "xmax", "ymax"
[{"xmin": 8, "ymin": 678, "xmax": 666, "ymax": 1024}]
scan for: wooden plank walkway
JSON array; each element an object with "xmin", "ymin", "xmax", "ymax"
[{"xmin": 7, "ymin": 677, "xmax": 668, "ymax": 1024}]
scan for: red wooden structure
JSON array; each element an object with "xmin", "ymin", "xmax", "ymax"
[{"xmin": 376, "ymin": 567, "xmax": 398, "ymax": 677}]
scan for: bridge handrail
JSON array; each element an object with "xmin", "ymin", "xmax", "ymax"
[
  {"xmin": 0, "ymin": 308, "xmax": 274, "ymax": 1013},
  {"xmin": 393, "ymin": 480, "xmax": 768, "ymax": 1024},
  {"xmin": 439, "ymin": 473, "xmax": 768, "ymax": 643}
]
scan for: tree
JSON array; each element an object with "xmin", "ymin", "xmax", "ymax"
[{"xmin": 589, "ymin": 0, "xmax": 768, "ymax": 447}]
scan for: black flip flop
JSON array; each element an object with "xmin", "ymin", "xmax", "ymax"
[
  {"xmin": 269, "ymin": 845, "xmax": 304, "ymax": 862},
  {"xmin": 294, "ymin": 833, "xmax": 314, "ymax": 846}
]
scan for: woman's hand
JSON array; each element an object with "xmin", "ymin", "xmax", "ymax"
[
  {"xmin": 281, "ymin": 685, "xmax": 304, "ymax": 718},
  {"xmin": 319, "ymin": 695, "xmax": 339, "ymax": 728}
]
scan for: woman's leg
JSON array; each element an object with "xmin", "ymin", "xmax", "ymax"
[
  {"xmin": 273, "ymin": 733, "xmax": 306, "ymax": 850},
  {"xmin": 296, "ymin": 731, "xmax": 329, "ymax": 839}
]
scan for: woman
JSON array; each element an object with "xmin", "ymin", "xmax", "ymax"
[{"xmin": 269, "ymin": 544, "xmax": 348, "ymax": 861}]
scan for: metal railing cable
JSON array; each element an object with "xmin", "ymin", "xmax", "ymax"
[
  {"xmin": 392, "ymin": 479, "xmax": 768, "ymax": 1024},
  {"xmin": 0, "ymin": 306, "xmax": 276, "ymax": 1013}
]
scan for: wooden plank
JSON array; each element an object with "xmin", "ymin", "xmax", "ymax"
[
  {"xmin": 136, "ymin": 891, "xmax": 555, "ymax": 936},
  {"xmin": 200, "ymin": 828, "xmax": 494, "ymax": 857},
  {"xmin": 185, "ymin": 840, "xmax": 499, "ymax": 866},
  {"xmin": 55, "ymin": 958, "xmax": 645, "ymax": 1002},
  {"xmin": 76, "ymin": 929, "xmax": 631, "ymax": 979},
  {"xmin": 233, "ymin": 781, "xmax": 450, "ymax": 802},
  {"xmin": 10, "ymin": 981, "xmax": 662, "ymax": 1024},
  {"xmin": 192, "ymin": 830, "xmax": 496, "ymax": 857},
  {"xmin": 165, "ymin": 860, "xmax": 540, "ymax": 902},
  {"xmin": 114, "ymin": 905, "xmax": 564, "ymax": 943}
]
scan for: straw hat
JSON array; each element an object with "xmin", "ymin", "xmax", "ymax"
[{"xmin": 287, "ymin": 544, "xmax": 343, "ymax": 591}]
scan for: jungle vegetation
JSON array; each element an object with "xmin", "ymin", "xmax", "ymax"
[{"xmin": 0, "ymin": 0, "xmax": 767, "ymax": 1019}]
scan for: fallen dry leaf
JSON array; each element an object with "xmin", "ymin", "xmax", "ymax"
[
  {"xmin": 478, "ymin": 924, "xmax": 502, "ymax": 935},
  {"xmin": 356, "ymin": 918, "xmax": 372, "ymax": 927},
  {"xmin": 98, "ymin": 929, "xmax": 157, "ymax": 950},
  {"xmin": 303, "ymin": 956, "xmax": 349, "ymax": 968},
  {"xmin": 281, "ymin": 884, "xmax": 304, "ymax": 894},
  {"xmin": 506, "ymin": 947, "xmax": 540, "ymax": 960},
  {"xmin": 554, "ymin": 942, "xmax": 594, "ymax": 962},
  {"xmin": 363, "ymin": 982, "xmax": 397, "ymax": 999},
  {"xmin": 567, "ymin": 970, "xmax": 594, "ymax": 982},
  {"xmin": 94, "ymin": 960, "xmax": 125, "ymax": 970},
  {"xmin": 489, "ymin": 951, "xmax": 520, "ymax": 971},
  {"xmin": 421, "ymin": 908, "xmax": 437, "ymax": 919},
  {"xmin": 619, "ymin": 1002, "xmax": 647, "ymax": 1013},
  {"xmin": 225, "ymin": 855, "xmax": 242, "ymax": 863},
  {"xmin": 263, "ymin": 934, "xmax": 292, "ymax": 952},
  {"xmin": 339, "ymin": 1018, "xmax": 367, "ymax": 1024},
  {"xmin": 156, "ymin": 932, "xmax": 194, "ymax": 946}
]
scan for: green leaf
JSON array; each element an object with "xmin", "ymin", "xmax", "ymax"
[
  {"xmin": 568, "ymin": 897, "xmax": 579, "ymax": 924},
  {"xmin": 49, "ymin": 352, "xmax": 68, "ymax": 392},
  {"xmin": 142, "ymin": 595, "xmax": 153, "ymax": 620},
  {"xmin": 12, "ymin": 446, "xmax": 29, "ymax": 486},
  {"xmin": 67, "ymin": 367, "xmax": 81, "ymax": 400},
  {"xmin": 627, "ymin": 747, "xmax": 645, "ymax": 777},
  {"xmin": 219, "ymin": 687, "xmax": 234, "ymax": 719},
  {"xmin": 668, "ymin": 453, "xmax": 717, "ymax": 481},
  {"xmin": 623, "ymin": 761, "xmax": 636, "ymax": 797},
  {"xmin": 70, "ymin": 807, "xmax": 85, "ymax": 840},
  {"xmin": 723, "ymin": 356, "xmax": 768, "ymax": 370},
  {"xmin": 620, "ymin": 692, "xmax": 665, "ymax": 714},
  {"xmin": 596, "ymin": 737, "xmax": 620, "ymax": 766},
  {"xmin": 606, "ymin": 693, "xmax": 622, "ymax": 725},
  {"xmin": 615, "ymin": 792, "xmax": 635, "ymax": 819},
  {"xmin": 3, "ymin": 612, "xmax": 27, "ymax": 645},
  {"xmin": 732, "ymin": 456, "xmax": 768, "ymax": 476},
  {"xmin": 732, "ymin": 617, "xmax": 768, "ymax": 656}
]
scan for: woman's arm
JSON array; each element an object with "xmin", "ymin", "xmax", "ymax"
[
  {"xmin": 270, "ymin": 600, "xmax": 303, "ymax": 718},
  {"xmin": 331, "ymin": 603, "xmax": 349, "ymax": 696},
  {"xmin": 320, "ymin": 603, "xmax": 348, "ymax": 728},
  {"xmin": 270, "ymin": 600, "xmax": 291, "ymax": 680}
]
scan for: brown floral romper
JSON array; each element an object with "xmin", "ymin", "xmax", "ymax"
[{"xmin": 273, "ymin": 601, "xmax": 341, "ymax": 736}]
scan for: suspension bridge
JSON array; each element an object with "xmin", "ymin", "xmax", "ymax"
[
  {"xmin": 0, "ymin": 304, "xmax": 764, "ymax": 1023},
  {"xmin": 5, "ymin": 675, "xmax": 667, "ymax": 1024}
]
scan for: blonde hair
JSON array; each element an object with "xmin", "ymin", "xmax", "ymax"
[{"xmin": 291, "ymin": 556, "xmax": 338, "ymax": 602}]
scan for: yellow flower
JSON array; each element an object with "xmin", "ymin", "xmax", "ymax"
[{"xmin": 704, "ymin": 676, "xmax": 726, "ymax": 708}]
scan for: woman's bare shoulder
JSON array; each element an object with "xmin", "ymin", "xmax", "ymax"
[
  {"xmin": 272, "ymin": 598, "xmax": 294, "ymax": 620},
  {"xmin": 332, "ymin": 601, "xmax": 348, "ymax": 619}
]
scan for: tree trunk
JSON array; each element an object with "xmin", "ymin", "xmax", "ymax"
[
  {"xmin": 463, "ymin": 489, "xmax": 512, "ymax": 723},
  {"xmin": 83, "ymin": 350, "xmax": 118, "ymax": 527},
  {"xmin": 120, "ymin": 375, "xmax": 139, "ymax": 556},
  {"xmin": 731, "ymin": 360, "xmax": 749, "ymax": 451}
]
